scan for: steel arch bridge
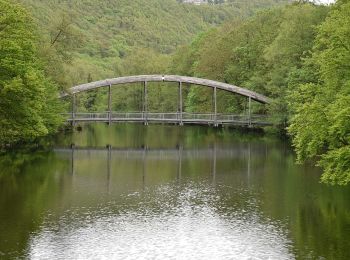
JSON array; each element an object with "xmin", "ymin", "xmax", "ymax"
[{"xmin": 61, "ymin": 75, "xmax": 271, "ymax": 127}]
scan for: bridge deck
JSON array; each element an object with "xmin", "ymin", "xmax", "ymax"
[{"xmin": 64, "ymin": 112, "xmax": 271, "ymax": 127}]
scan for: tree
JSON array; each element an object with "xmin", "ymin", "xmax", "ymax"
[
  {"xmin": 288, "ymin": 0, "xmax": 350, "ymax": 185},
  {"xmin": 0, "ymin": 0, "xmax": 62, "ymax": 145}
]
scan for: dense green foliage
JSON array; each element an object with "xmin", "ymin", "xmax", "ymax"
[
  {"xmin": 0, "ymin": 0, "xmax": 62, "ymax": 146},
  {"xmin": 170, "ymin": 3, "xmax": 329, "ymax": 117},
  {"xmin": 288, "ymin": 0, "xmax": 350, "ymax": 185},
  {"xmin": 13, "ymin": 0, "xmax": 287, "ymax": 114},
  {"xmin": 17, "ymin": 0, "xmax": 287, "ymax": 90}
]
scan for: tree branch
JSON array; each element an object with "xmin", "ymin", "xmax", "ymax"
[{"xmin": 50, "ymin": 29, "xmax": 63, "ymax": 46}]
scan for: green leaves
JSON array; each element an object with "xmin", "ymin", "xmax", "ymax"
[
  {"xmin": 170, "ymin": 3, "xmax": 328, "ymax": 118},
  {"xmin": 0, "ymin": 0, "xmax": 63, "ymax": 145},
  {"xmin": 319, "ymin": 146, "xmax": 350, "ymax": 185},
  {"xmin": 288, "ymin": 1, "xmax": 350, "ymax": 185}
]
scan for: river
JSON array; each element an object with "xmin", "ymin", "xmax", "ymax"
[{"xmin": 0, "ymin": 124, "xmax": 349, "ymax": 259}]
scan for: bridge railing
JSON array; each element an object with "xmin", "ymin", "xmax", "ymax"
[
  {"xmin": 110, "ymin": 112, "xmax": 182, "ymax": 120},
  {"xmin": 72, "ymin": 112, "xmax": 109, "ymax": 119},
  {"xmin": 62, "ymin": 112, "xmax": 271, "ymax": 125}
]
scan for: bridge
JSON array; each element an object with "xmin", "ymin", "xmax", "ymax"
[{"xmin": 61, "ymin": 75, "xmax": 271, "ymax": 127}]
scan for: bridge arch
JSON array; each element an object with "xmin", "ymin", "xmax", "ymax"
[
  {"xmin": 61, "ymin": 75, "xmax": 271, "ymax": 127},
  {"xmin": 61, "ymin": 75, "xmax": 270, "ymax": 104}
]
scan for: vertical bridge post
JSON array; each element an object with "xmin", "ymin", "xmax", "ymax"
[
  {"xmin": 178, "ymin": 82, "xmax": 183, "ymax": 126},
  {"xmin": 248, "ymin": 96, "xmax": 252, "ymax": 127},
  {"xmin": 108, "ymin": 84, "xmax": 112, "ymax": 125},
  {"xmin": 214, "ymin": 87, "xmax": 217, "ymax": 127},
  {"xmin": 72, "ymin": 94, "xmax": 76, "ymax": 127},
  {"xmin": 143, "ymin": 81, "xmax": 148, "ymax": 125}
]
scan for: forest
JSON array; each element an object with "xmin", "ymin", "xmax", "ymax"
[{"xmin": 0, "ymin": 0, "xmax": 349, "ymax": 185}]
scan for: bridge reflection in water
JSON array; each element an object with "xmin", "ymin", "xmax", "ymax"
[{"xmin": 54, "ymin": 145, "xmax": 252, "ymax": 191}]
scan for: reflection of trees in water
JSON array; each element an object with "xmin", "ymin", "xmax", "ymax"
[
  {"xmin": 62, "ymin": 142, "xmax": 292, "ymax": 199},
  {"xmin": 0, "ymin": 141, "xmax": 349, "ymax": 259},
  {"xmin": 65, "ymin": 145, "xmax": 250, "ymax": 183},
  {"xmin": 58, "ymin": 123, "xmax": 270, "ymax": 150},
  {"xmin": 0, "ymin": 151, "xmax": 48, "ymax": 176},
  {"xmin": 64, "ymin": 144, "xmax": 350, "ymax": 259},
  {"xmin": 0, "ymin": 151, "xmax": 69, "ymax": 258}
]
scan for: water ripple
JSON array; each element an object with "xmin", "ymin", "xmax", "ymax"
[{"xmin": 28, "ymin": 182, "xmax": 294, "ymax": 260}]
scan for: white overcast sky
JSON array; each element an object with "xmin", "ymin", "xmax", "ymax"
[{"xmin": 312, "ymin": 0, "xmax": 335, "ymax": 4}]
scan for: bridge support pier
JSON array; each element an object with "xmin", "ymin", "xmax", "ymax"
[
  {"xmin": 108, "ymin": 84, "xmax": 112, "ymax": 125},
  {"xmin": 178, "ymin": 82, "xmax": 183, "ymax": 126},
  {"xmin": 143, "ymin": 81, "xmax": 148, "ymax": 125},
  {"xmin": 248, "ymin": 96, "xmax": 252, "ymax": 128},
  {"xmin": 71, "ymin": 94, "xmax": 76, "ymax": 127},
  {"xmin": 213, "ymin": 87, "xmax": 218, "ymax": 127}
]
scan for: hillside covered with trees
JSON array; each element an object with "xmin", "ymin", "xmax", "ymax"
[{"xmin": 17, "ymin": 0, "xmax": 287, "ymax": 89}]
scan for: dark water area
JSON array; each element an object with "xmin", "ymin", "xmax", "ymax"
[{"xmin": 0, "ymin": 124, "xmax": 349, "ymax": 259}]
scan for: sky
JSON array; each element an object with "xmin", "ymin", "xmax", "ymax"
[{"xmin": 311, "ymin": 0, "xmax": 335, "ymax": 4}]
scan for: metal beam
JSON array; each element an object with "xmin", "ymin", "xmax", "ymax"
[
  {"xmin": 214, "ymin": 87, "xmax": 217, "ymax": 127},
  {"xmin": 108, "ymin": 84, "xmax": 112, "ymax": 125},
  {"xmin": 248, "ymin": 96, "xmax": 252, "ymax": 127},
  {"xmin": 178, "ymin": 82, "xmax": 183, "ymax": 126},
  {"xmin": 143, "ymin": 81, "xmax": 148, "ymax": 125},
  {"xmin": 62, "ymin": 75, "xmax": 271, "ymax": 104},
  {"xmin": 72, "ymin": 94, "xmax": 76, "ymax": 127}
]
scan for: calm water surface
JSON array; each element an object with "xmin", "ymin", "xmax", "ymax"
[{"xmin": 0, "ymin": 124, "xmax": 349, "ymax": 259}]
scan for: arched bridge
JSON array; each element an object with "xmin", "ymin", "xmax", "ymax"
[{"xmin": 61, "ymin": 75, "xmax": 271, "ymax": 127}]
